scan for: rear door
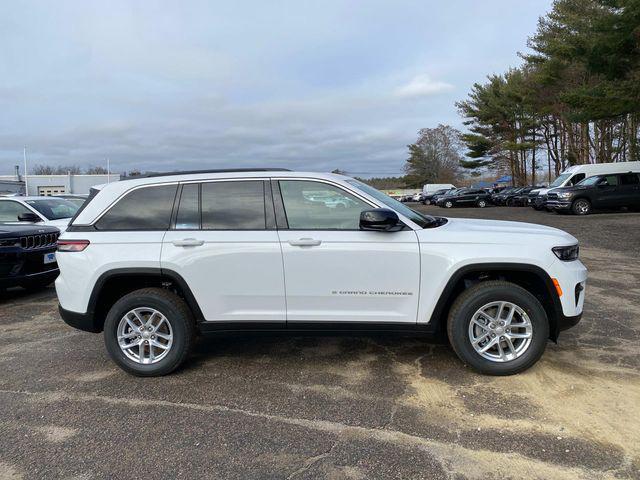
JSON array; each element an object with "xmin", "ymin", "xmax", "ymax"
[
  {"xmin": 274, "ymin": 179, "xmax": 420, "ymax": 324},
  {"xmin": 618, "ymin": 173, "xmax": 640, "ymax": 207},
  {"xmin": 161, "ymin": 179, "xmax": 286, "ymax": 323}
]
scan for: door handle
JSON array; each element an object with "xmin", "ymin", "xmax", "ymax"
[
  {"xmin": 288, "ymin": 238, "xmax": 322, "ymax": 247},
  {"xmin": 172, "ymin": 238, "xmax": 204, "ymax": 247}
]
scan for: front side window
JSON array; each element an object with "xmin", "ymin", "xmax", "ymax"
[
  {"xmin": 569, "ymin": 173, "xmax": 585, "ymax": 185},
  {"xmin": 602, "ymin": 175, "xmax": 619, "ymax": 186},
  {"xmin": 201, "ymin": 181, "xmax": 265, "ymax": 230},
  {"xmin": 96, "ymin": 184, "xmax": 178, "ymax": 230},
  {"xmin": 25, "ymin": 198, "xmax": 79, "ymax": 220},
  {"xmin": 0, "ymin": 201, "xmax": 32, "ymax": 222},
  {"xmin": 279, "ymin": 180, "xmax": 369, "ymax": 230}
]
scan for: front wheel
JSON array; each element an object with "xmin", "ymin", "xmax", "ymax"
[
  {"xmin": 447, "ymin": 281, "xmax": 549, "ymax": 375},
  {"xmin": 572, "ymin": 198, "xmax": 591, "ymax": 215},
  {"xmin": 444, "ymin": 200, "xmax": 454, "ymax": 208},
  {"xmin": 104, "ymin": 288, "xmax": 195, "ymax": 376}
]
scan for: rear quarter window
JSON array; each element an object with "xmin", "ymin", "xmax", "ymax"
[{"xmin": 96, "ymin": 184, "xmax": 178, "ymax": 230}]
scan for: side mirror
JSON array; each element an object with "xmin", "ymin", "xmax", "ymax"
[
  {"xmin": 360, "ymin": 208, "xmax": 402, "ymax": 232},
  {"xmin": 17, "ymin": 212, "xmax": 41, "ymax": 222}
]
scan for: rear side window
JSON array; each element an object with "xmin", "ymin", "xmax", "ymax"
[
  {"xmin": 201, "ymin": 181, "xmax": 266, "ymax": 230},
  {"xmin": 96, "ymin": 184, "xmax": 178, "ymax": 230},
  {"xmin": 175, "ymin": 184, "xmax": 200, "ymax": 230},
  {"xmin": 620, "ymin": 173, "xmax": 640, "ymax": 185}
]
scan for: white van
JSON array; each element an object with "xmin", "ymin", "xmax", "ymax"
[
  {"xmin": 422, "ymin": 183, "xmax": 456, "ymax": 194},
  {"xmin": 530, "ymin": 161, "xmax": 640, "ymax": 209}
]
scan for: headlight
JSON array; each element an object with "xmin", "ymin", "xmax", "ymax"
[
  {"xmin": 552, "ymin": 244, "xmax": 579, "ymax": 261},
  {"xmin": 557, "ymin": 192, "xmax": 573, "ymax": 198}
]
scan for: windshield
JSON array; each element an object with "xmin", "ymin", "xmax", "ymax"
[
  {"xmin": 346, "ymin": 180, "xmax": 436, "ymax": 228},
  {"xmin": 577, "ymin": 176, "xmax": 601, "ymax": 186},
  {"xmin": 24, "ymin": 198, "xmax": 79, "ymax": 220},
  {"xmin": 549, "ymin": 173, "xmax": 572, "ymax": 188}
]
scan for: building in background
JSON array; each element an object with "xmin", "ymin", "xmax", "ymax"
[{"xmin": 0, "ymin": 166, "xmax": 120, "ymax": 196}]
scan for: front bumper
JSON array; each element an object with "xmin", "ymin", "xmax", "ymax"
[
  {"xmin": 532, "ymin": 195, "xmax": 547, "ymax": 208},
  {"xmin": 0, "ymin": 268, "xmax": 59, "ymax": 288},
  {"xmin": 547, "ymin": 199, "xmax": 573, "ymax": 210}
]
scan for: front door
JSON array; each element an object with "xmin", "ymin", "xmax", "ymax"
[
  {"xmin": 275, "ymin": 179, "xmax": 421, "ymax": 324},
  {"xmin": 593, "ymin": 175, "xmax": 619, "ymax": 208},
  {"xmin": 161, "ymin": 180, "xmax": 286, "ymax": 323}
]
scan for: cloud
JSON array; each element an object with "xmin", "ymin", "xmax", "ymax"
[
  {"xmin": 0, "ymin": 1, "xmax": 552, "ymax": 177},
  {"xmin": 393, "ymin": 74, "xmax": 454, "ymax": 98}
]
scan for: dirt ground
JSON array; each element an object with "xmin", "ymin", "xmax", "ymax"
[{"xmin": 0, "ymin": 206, "xmax": 639, "ymax": 479}]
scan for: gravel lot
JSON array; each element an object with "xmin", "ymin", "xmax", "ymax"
[{"xmin": 1, "ymin": 206, "xmax": 639, "ymax": 479}]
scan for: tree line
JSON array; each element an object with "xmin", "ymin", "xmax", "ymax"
[
  {"xmin": 31, "ymin": 164, "xmax": 111, "ymax": 175},
  {"xmin": 457, "ymin": 0, "xmax": 640, "ymax": 185},
  {"xmin": 403, "ymin": 0, "xmax": 639, "ymax": 188}
]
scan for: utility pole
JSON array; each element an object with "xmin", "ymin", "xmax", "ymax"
[
  {"xmin": 107, "ymin": 158, "xmax": 111, "ymax": 183},
  {"xmin": 23, "ymin": 146, "xmax": 29, "ymax": 195}
]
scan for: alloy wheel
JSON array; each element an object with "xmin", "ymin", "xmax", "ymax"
[
  {"xmin": 117, "ymin": 307, "xmax": 173, "ymax": 364},
  {"xmin": 468, "ymin": 301, "xmax": 533, "ymax": 362}
]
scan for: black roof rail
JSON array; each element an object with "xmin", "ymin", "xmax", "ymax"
[{"xmin": 124, "ymin": 168, "xmax": 291, "ymax": 180}]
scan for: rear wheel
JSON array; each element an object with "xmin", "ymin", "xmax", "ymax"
[
  {"xmin": 447, "ymin": 281, "xmax": 549, "ymax": 375},
  {"xmin": 104, "ymin": 288, "xmax": 195, "ymax": 376},
  {"xmin": 572, "ymin": 198, "xmax": 591, "ymax": 215},
  {"xmin": 476, "ymin": 199, "xmax": 487, "ymax": 208}
]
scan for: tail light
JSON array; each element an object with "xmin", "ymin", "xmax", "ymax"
[{"xmin": 57, "ymin": 240, "xmax": 90, "ymax": 252}]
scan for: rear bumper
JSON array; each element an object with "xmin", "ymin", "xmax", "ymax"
[{"xmin": 58, "ymin": 304, "xmax": 101, "ymax": 333}]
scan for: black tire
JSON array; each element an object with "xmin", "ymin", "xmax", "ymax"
[
  {"xmin": 447, "ymin": 281, "xmax": 549, "ymax": 376},
  {"xmin": 532, "ymin": 205, "xmax": 543, "ymax": 211},
  {"xmin": 572, "ymin": 198, "xmax": 591, "ymax": 215},
  {"xmin": 476, "ymin": 199, "xmax": 487, "ymax": 208},
  {"xmin": 104, "ymin": 288, "xmax": 195, "ymax": 376},
  {"xmin": 444, "ymin": 200, "xmax": 453, "ymax": 208}
]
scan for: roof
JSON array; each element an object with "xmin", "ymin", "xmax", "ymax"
[{"xmin": 75, "ymin": 170, "xmax": 353, "ymax": 225}]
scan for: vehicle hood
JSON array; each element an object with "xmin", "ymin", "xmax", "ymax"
[
  {"xmin": 417, "ymin": 217, "xmax": 577, "ymax": 246},
  {"xmin": 548, "ymin": 185, "xmax": 587, "ymax": 194},
  {"xmin": 0, "ymin": 224, "xmax": 60, "ymax": 237}
]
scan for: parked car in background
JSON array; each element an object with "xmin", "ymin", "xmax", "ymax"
[
  {"xmin": 507, "ymin": 187, "xmax": 538, "ymax": 206},
  {"xmin": 491, "ymin": 187, "xmax": 518, "ymax": 206},
  {"xmin": 529, "ymin": 161, "xmax": 640, "ymax": 210},
  {"xmin": 0, "ymin": 224, "xmax": 60, "ymax": 291},
  {"xmin": 546, "ymin": 172, "xmax": 640, "ymax": 215},
  {"xmin": 421, "ymin": 187, "xmax": 455, "ymax": 205},
  {"xmin": 56, "ymin": 169, "xmax": 586, "ymax": 376},
  {"xmin": 0, "ymin": 196, "xmax": 79, "ymax": 232},
  {"xmin": 432, "ymin": 187, "xmax": 463, "ymax": 205},
  {"xmin": 53, "ymin": 194, "xmax": 88, "ymax": 208},
  {"xmin": 436, "ymin": 188, "xmax": 492, "ymax": 208},
  {"xmin": 422, "ymin": 183, "xmax": 456, "ymax": 195}
]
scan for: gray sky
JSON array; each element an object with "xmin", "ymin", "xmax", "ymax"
[{"xmin": 0, "ymin": 0, "xmax": 553, "ymax": 177}]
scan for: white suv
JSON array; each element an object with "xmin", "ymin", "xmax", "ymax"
[{"xmin": 55, "ymin": 169, "xmax": 587, "ymax": 376}]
